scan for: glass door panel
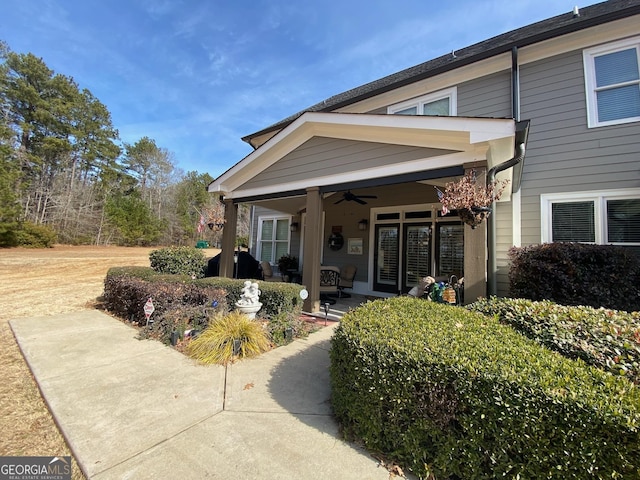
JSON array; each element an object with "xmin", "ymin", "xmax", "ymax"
[
  {"xmin": 436, "ymin": 223, "xmax": 464, "ymax": 278},
  {"xmin": 374, "ymin": 224, "xmax": 399, "ymax": 293},
  {"xmin": 403, "ymin": 224, "xmax": 431, "ymax": 293}
]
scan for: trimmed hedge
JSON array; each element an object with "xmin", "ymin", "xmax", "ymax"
[
  {"xmin": 103, "ymin": 267, "xmax": 308, "ymax": 347},
  {"xmin": 194, "ymin": 276, "xmax": 304, "ymax": 319},
  {"xmin": 509, "ymin": 243, "xmax": 640, "ymax": 312},
  {"xmin": 149, "ymin": 246, "xmax": 207, "ymax": 278},
  {"xmin": 469, "ymin": 297, "xmax": 640, "ymax": 384},
  {"xmin": 103, "ymin": 267, "xmax": 226, "ymax": 326},
  {"xmin": 330, "ymin": 297, "xmax": 640, "ymax": 479}
]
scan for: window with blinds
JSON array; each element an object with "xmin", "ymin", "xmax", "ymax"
[
  {"xmin": 258, "ymin": 217, "xmax": 290, "ymax": 263},
  {"xmin": 552, "ymin": 201, "xmax": 595, "ymax": 242},
  {"xmin": 584, "ymin": 37, "xmax": 640, "ymax": 127},
  {"xmin": 542, "ymin": 191, "xmax": 640, "ymax": 246},
  {"xmin": 607, "ymin": 199, "xmax": 640, "ymax": 244}
]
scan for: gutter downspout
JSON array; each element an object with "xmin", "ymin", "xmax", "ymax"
[{"xmin": 486, "ymin": 46, "xmax": 524, "ymax": 297}]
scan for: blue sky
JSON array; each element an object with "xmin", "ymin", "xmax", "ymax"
[{"xmin": 1, "ymin": 0, "xmax": 594, "ymax": 178}]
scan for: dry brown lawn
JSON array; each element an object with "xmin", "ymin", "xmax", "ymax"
[{"xmin": 0, "ymin": 245, "xmax": 219, "ymax": 479}]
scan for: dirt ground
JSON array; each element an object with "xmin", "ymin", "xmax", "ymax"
[{"xmin": 0, "ymin": 245, "xmax": 219, "ymax": 479}]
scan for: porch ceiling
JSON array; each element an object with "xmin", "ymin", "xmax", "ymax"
[{"xmin": 208, "ymin": 112, "xmax": 516, "ymax": 201}]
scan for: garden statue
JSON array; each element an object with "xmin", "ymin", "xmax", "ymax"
[{"xmin": 235, "ymin": 280, "xmax": 262, "ymax": 319}]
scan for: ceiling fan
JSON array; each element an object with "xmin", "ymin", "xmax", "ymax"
[{"xmin": 334, "ymin": 190, "xmax": 378, "ymax": 205}]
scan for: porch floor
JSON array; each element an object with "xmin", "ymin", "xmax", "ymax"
[{"xmin": 302, "ymin": 294, "xmax": 379, "ymax": 323}]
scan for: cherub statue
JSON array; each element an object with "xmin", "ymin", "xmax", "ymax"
[{"xmin": 238, "ymin": 280, "xmax": 261, "ymax": 305}]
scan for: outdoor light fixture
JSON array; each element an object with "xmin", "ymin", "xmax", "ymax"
[
  {"xmin": 290, "ymin": 222, "xmax": 299, "ymax": 233},
  {"xmin": 358, "ymin": 219, "xmax": 368, "ymax": 231},
  {"xmin": 207, "ymin": 222, "xmax": 225, "ymax": 231}
]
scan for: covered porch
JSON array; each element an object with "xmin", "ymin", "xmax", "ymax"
[{"xmin": 209, "ymin": 112, "xmax": 521, "ymax": 313}]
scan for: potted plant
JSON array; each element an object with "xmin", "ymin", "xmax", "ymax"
[
  {"xmin": 435, "ymin": 170, "xmax": 509, "ymax": 228},
  {"xmin": 277, "ymin": 254, "xmax": 299, "ymax": 276}
]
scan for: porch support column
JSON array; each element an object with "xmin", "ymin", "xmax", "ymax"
[
  {"xmin": 463, "ymin": 164, "xmax": 488, "ymax": 303},
  {"xmin": 302, "ymin": 186, "xmax": 322, "ymax": 313},
  {"xmin": 219, "ymin": 199, "xmax": 237, "ymax": 278}
]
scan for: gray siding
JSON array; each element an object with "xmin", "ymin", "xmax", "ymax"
[
  {"xmin": 458, "ymin": 70, "xmax": 513, "ymax": 296},
  {"xmin": 240, "ymin": 137, "xmax": 454, "ymax": 191},
  {"xmin": 458, "ymin": 71, "xmax": 512, "ymax": 118},
  {"xmin": 519, "ymin": 49, "xmax": 640, "ymax": 246},
  {"xmin": 495, "ymin": 200, "xmax": 513, "ymax": 296}
]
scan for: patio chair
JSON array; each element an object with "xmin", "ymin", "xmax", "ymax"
[
  {"xmin": 319, "ymin": 266, "xmax": 341, "ymax": 304},
  {"xmin": 260, "ymin": 261, "xmax": 280, "ymax": 282},
  {"xmin": 338, "ymin": 264, "xmax": 357, "ymax": 298}
]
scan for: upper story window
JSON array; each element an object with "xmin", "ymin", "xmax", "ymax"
[
  {"xmin": 387, "ymin": 87, "xmax": 457, "ymax": 116},
  {"xmin": 541, "ymin": 190, "xmax": 640, "ymax": 246},
  {"xmin": 584, "ymin": 37, "xmax": 640, "ymax": 128}
]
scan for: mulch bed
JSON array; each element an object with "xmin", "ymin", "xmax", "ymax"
[{"xmin": 300, "ymin": 313, "xmax": 339, "ymax": 327}]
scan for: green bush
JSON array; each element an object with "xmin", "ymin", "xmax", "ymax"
[
  {"xmin": 195, "ymin": 276, "xmax": 304, "ymax": 319},
  {"xmin": 149, "ymin": 246, "xmax": 207, "ymax": 278},
  {"xmin": 186, "ymin": 311, "xmax": 271, "ymax": 365},
  {"xmin": 14, "ymin": 221, "xmax": 57, "ymax": 247},
  {"xmin": 509, "ymin": 243, "xmax": 640, "ymax": 312},
  {"xmin": 468, "ymin": 296, "xmax": 640, "ymax": 384},
  {"xmin": 266, "ymin": 311, "xmax": 309, "ymax": 346},
  {"xmin": 103, "ymin": 267, "xmax": 226, "ymax": 326},
  {"xmin": 330, "ymin": 297, "xmax": 640, "ymax": 479}
]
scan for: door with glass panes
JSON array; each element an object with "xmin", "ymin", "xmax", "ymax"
[{"xmin": 373, "ymin": 209, "xmax": 463, "ymax": 294}]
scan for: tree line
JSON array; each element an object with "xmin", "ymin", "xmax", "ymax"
[{"xmin": 0, "ymin": 41, "xmax": 248, "ymax": 248}]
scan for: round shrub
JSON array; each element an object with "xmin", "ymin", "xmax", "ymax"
[
  {"xmin": 15, "ymin": 221, "xmax": 58, "ymax": 247},
  {"xmin": 330, "ymin": 297, "xmax": 640, "ymax": 479},
  {"xmin": 149, "ymin": 246, "xmax": 207, "ymax": 278}
]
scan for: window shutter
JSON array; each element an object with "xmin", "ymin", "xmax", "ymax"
[{"xmin": 552, "ymin": 201, "xmax": 595, "ymax": 242}]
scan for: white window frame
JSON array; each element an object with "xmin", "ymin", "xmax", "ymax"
[
  {"xmin": 583, "ymin": 36, "xmax": 640, "ymax": 128},
  {"xmin": 541, "ymin": 189, "xmax": 640, "ymax": 246},
  {"xmin": 387, "ymin": 87, "xmax": 457, "ymax": 116},
  {"xmin": 256, "ymin": 215, "xmax": 292, "ymax": 264}
]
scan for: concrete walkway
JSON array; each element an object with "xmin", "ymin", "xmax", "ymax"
[{"xmin": 10, "ymin": 310, "xmax": 393, "ymax": 479}]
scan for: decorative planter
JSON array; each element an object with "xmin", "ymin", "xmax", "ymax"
[
  {"xmin": 457, "ymin": 206, "xmax": 492, "ymax": 229},
  {"xmin": 235, "ymin": 302, "xmax": 262, "ymax": 319}
]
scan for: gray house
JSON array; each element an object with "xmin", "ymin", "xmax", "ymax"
[{"xmin": 209, "ymin": 0, "xmax": 640, "ymax": 313}]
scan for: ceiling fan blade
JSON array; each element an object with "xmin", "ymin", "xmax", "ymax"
[
  {"xmin": 334, "ymin": 198, "xmax": 346, "ymax": 204},
  {"xmin": 358, "ymin": 195, "xmax": 377, "ymax": 199},
  {"xmin": 354, "ymin": 198, "xmax": 367, "ymax": 205}
]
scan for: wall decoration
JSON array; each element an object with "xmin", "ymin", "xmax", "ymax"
[{"xmin": 348, "ymin": 238, "xmax": 363, "ymax": 255}]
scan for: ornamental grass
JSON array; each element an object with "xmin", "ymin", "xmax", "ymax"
[{"xmin": 186, "ymin": 311, "xmax": 271, "ymax": 365}]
